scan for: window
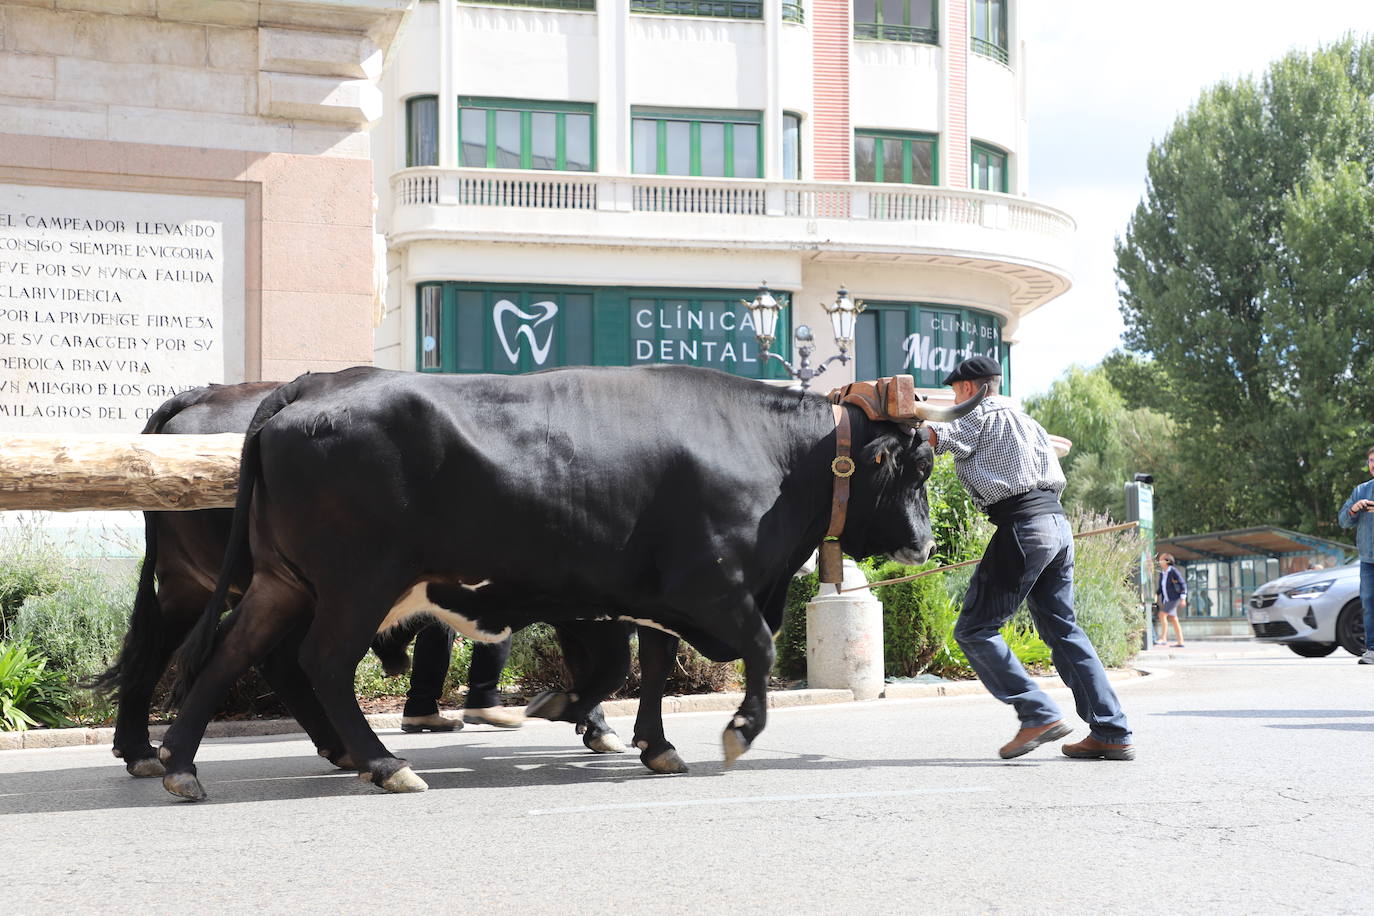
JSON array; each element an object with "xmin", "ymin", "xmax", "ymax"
[
  {"xmin": 460, "ymin": 0, "xmax": 595, "ymax": 9},
  {"xmin": 854, "ymin": 131, "xmax": 937, "ymax": 185},
  {"xmin": 457, "ymin": 98, "xmax": 596, "ymax": 172},
  {"xmin": 783, "ymin": 113, "xmax": 801, "ymax": 180},
  {"xmin": 854, "ymin": 301, "xmax": 1006, "ymax": 389},
  {"xmin": 631, "ymin": 109, "xmax": 761, "ymax": 178},
  {"xmin": 419, "ymin": 284, "xmax": 442, "ymax": 369},
  {"xmin": 971, "ymin": 142, "xmax": 1007, "ymax": 192},
  {"xmin": 631, "ymin": 0, "xmax": 762, "ymax": 19},
  {"xmin": 971, "ymin": 0, "xmax": 1008, "ymax": 63},
  {"xmin": 406, "ymin": 95, "xmax": 438, "ymax": 167},
  {"xmin": 854, "ymin": 0, "xmax": 937, "ymax": 43},
  {"xmin": 415, "ymin": 283, "xmax": 789, "ymax": 380}
]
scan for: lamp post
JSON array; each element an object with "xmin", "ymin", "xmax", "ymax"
[{"xmin": 744, "ymin": 284, "xmax": 866, "ymax": 391}]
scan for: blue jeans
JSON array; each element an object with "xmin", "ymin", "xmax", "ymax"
[
  {"xmin": 1359, "ymin": 563, "xmax": 1374, "ymax": 651},
  {"xmin": 954, "ymin": 514, "xmax": 1133, "ymax": 745}
]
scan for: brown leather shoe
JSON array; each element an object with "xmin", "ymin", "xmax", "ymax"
[
  {"xmin": 462, "ymin": 706, "xmax": 525, "ymax": 729},
  {"xmin": 1062, "ymin": 735, "xmax": 1135, "ymax": 761},
  {"xmin": 998, "ymin": 720, "xmax": 1072, "ymax": 759},
  {"xmin": 400, "ymin": 712, "xmax": 461, "ymax": 733}
]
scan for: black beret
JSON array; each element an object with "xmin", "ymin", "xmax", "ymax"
[{"xmin": 942, "ymin": 355, "xmax": 1003, "ymax": 386}]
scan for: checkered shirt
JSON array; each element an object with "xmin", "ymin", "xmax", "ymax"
[{"xmin": 927, "ymin": 395, "xmax": 1066, "ymax": 509}]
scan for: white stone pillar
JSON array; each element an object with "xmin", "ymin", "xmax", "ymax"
[
  {"xmin": 439, "ymin": 0, "xmax": 456, "ymax": 169},
  {"xmin": 763, "ymin": 0, "xmax": 782, "ymax": 179},
  {"xmin": 806, "ymin": 558, "xmax": 885, "ymax": 700},
  {"xmin": 598, "ymin": 0, "xmax": 628, "ymax": 174}
]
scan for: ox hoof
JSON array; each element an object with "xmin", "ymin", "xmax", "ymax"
[
  {"xmin": 157, "ymin": 744, "xmax": 172, "ymax": 764},
  {"xmin": 380, "ymin": 766, "xmax": 428, "ymax": 794},
  {"xmin": 126, "ymin": 757, "xmax": 166, "ymax": 779},
  {"xmin": 111, "ymin": 747, "xmax": 124, "ymax": 759},
  {"xmin": 163, "ymin": 771, "xmax": 206, "ymax": 801},
  {"xmin": 524, "ymin": 690, "xmax": 570, "ymax": 721},
  {"xmin": 722, "ymin": 728, "xmax": 752, "ymax": 767},
  {"xmin": 644, "ymin": 748, "xmax": 689, "ymax": 775},
  {"xmin": 584, "ymin": 731, "xmax": 627, "ymax": 755}
]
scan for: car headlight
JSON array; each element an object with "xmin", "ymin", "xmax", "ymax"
[{"xmin": 1284, "ymin": 579, "xmax": 1334, "ymax": 600}]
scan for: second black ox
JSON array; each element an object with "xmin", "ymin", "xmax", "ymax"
[{"xmin": 160, "ymin": 363, "xmax": 974, "ymax": 800}]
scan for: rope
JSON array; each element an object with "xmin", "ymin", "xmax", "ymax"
[{"xmin": 836, "ymin": 520, "xmax": 1141, "ymax": 594}]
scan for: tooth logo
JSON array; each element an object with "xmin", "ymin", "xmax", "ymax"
[{"xmin": 493, "ymin": 299, "xmax": 558, "ymax": 366}]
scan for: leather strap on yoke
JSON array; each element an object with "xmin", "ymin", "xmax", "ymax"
[{"xmin": 818, "ymin": 403, "xmax": 854, "ymax": 585}]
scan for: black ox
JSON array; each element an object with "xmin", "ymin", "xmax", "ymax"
[
  {"xmin": 158, "ymin": 364, "xmax": 978, "ymax": 800},
  {"xmin": 97, "ymin": 382, "xmax": 627, "ymax": 780}
]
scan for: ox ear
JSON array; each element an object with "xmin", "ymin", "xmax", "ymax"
[{"xmin": 860, "ymin": 431, "xmax": 908, "ymax": 477}]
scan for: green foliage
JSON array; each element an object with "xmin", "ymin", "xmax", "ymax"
[
  {"xmin": 9, "ymin": 566, "xmax": 132, "ymax": 682},
  {"xmin": 1023, "ymin": 365, "xmax": 1183, "ymax": 532},
  {"xmin": 866, "ymin": 560, "xmax": 949, "ymax": 677},
  {"xmin": 0, "ymin": 640, "xmax": 71, "ymax": 730},
  {"xmin": 0, "ymin": 522, "xmax": 66, "ymax": 639},
  {"xmin": 1115, "ymin": 34, "xmax": 1374, "ymax": 539},
  {"xmin": 1067, "ymin": 512, "xmax": 1145, "ymax": 667},
  {"xmin": 773, "ymin": 570, "xmax": 818, "ymax": 679},
  {"xmin": 925, "ymin": 454, "xmax": 982, "ymax": 565}
]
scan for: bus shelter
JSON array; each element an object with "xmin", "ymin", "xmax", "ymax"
[{"xmin": 1155, "ymin": 527, "xmax": 1354, "ymax": 622}]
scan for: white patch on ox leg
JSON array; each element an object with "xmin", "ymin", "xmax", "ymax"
[{"xmin": 378, "ymin": 580, "xmax": 511, "ymax": 643}]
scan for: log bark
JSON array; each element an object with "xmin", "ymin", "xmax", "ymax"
[{"xmin": 0, "ymin": 434, "xmax": 244, "ymax": 512}]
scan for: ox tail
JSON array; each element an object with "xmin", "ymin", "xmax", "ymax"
[
  {"xmin": 88, "ymin": 387, "xmax": 226, "ymax": 696},
  {"xmin": 169, "ymin": 384, "xmax": 295, "ymax": 705}
]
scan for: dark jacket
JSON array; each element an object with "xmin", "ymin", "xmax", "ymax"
[{"xmin": 1157, "ymin": 565, "xmax": 1186, "ymax": 603}]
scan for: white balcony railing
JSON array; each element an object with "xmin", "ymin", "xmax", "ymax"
[{"xmin": 390, "ymin": 167, "xmax": 1076, "ymax": 237}]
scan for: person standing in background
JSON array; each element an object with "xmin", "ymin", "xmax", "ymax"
[
  {"xmin": 1154, "ymin": 553, "xmax": 1187, "ymax": 648},
  {"xmin": 1337, "ymin": 446, "xmax": 1374, "ymax": 665}
]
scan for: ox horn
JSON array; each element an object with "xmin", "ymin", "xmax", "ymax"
[{"xmin": 911, "ymin": 382, "xmax": 991, "ymax": 423}]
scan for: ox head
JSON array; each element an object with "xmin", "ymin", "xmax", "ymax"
[{"xmin": 830, "ymin": 379, "xmax": 988, "ymax": 567}]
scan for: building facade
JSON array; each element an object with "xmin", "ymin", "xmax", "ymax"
[{"xmin": 373, "ymin": 0, "xmax": 1073, "ymax": 396}]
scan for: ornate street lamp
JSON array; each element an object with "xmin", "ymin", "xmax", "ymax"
[{"xmin": 744, "ymin": 284, "xmax": 867, "ymax": 391}]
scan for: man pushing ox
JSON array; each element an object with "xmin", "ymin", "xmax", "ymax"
[{"xmin": 924, "ymin": 356, "xmax": 1135, "ymax": 761}]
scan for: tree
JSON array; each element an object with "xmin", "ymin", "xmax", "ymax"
[
  {"xmin": 1115, "ymin": 35, "xmax": 1374, "ymax": 538},
  {"xmin": 1023, "ymin": 365, "xmax": 1184, "ymax": 533}
]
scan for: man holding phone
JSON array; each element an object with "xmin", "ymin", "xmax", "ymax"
[{"xmin": 1337, "ymin": 446, "xmax": 1374, "ymax": 665}]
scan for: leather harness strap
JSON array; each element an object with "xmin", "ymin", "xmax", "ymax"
[{"xmin": 818, "ymin": 403, "xmax": 855, "ymax": 585}]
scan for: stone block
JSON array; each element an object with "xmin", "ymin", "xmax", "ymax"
[
  {"xmin": 260, "ymin": 290, "xmax": 375, "ymax": 361},
  {"xmin": 259, "ymin": 26, "xmax": 382, "ymax": 80},
  {"xmin": 207, "ymin": 27, "xmax": 256, "ymax": 71},
  {"xmin": 0, "ymin": 98, "xmax": 108, "ymax": 139},
  {"xmin": 260, "ymin": 356, "xmax": 373, "ymax": 380},
  {"xmin": 58, "ymin": 0, "xmax": 157, "ymax": 15},
  {"xmin": 289, "ymin": 124, "xmax": 371, "ymax": 158},
  {"xmin": 9, "ymin": 7, "xmax": 207, "ymax": 67},
  {"xmin": 251, "ymin": 153, "xmax": 373, "ymax": 225},
  {"xmin": 108, "ymin": 106, "xmax": 291, "ymax": 155},
  {"xmin": 258, "ymin": 71, "xmax": 381, "ymax": 125},
  {"xmin": 0, "ymin": 51, "xmax": 55, "ymax": 99},
  {"xmin": 155, "ymin": 0, "xmax": 259, "ymax": 27},
  {"xmin": 55, "ymin": 57, "xmax": 160, "ymax": 106},
  {"xmin": 22, "ymin": 728, "xmax": 88, "ymax": 748},
  {"xmin": 157, "ymin": 66, "xmax": 254, "ymax": 115},
  {"xmin": 0, "ymin": 732, "xmax": 23, "ymax": 751}
]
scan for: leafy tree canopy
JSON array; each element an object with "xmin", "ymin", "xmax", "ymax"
[{"xmin": 1115, "ymin": 34, "xmax": 1374, "ymax": 538}]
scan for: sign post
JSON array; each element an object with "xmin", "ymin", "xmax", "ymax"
[{"xmin": 1124, "ymin": 480, "xmax": 1156, "ymax": 648}]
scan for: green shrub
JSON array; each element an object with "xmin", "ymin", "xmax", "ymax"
[
  {"xmin": 1067, "ymin": 510, "xmax": 1144, "ymax": 667},
  {"xmin": 0, "ymin": 640, "xmax": 71, "ymax": 730},
  {"xmin": 10, "ymin": 566, "xmax": 132, "ymax": 683},
  {"xmin": 0, "ymin": 522, "xmax": 67, "ymax": 639},
  {"xmin": 866, "ymin": 560, "xmax": 947, "ymax": 677},
  {"xmin": 773, "ymin": 571, "xmax": 818, "ymax": 680}
]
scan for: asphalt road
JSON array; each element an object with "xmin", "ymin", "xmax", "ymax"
[{"xmin": 2, "ymin": 643, "xmax": 1371, "ymax": 915}]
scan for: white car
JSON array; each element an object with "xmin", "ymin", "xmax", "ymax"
[{"xmin": 1247, "ymin": 563, "xmax": 1367, "ymax": 657}]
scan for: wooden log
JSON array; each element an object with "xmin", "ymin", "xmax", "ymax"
[{"xmin": 0, "ymin": 434, "xmax": 244, "ymax": 512}]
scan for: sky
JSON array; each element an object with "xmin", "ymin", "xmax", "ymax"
[{"xmin": 1012, "ymin": 0, "xmax": 1374, "ymax": 399}]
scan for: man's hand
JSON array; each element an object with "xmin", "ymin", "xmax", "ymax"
[{"xmin": 1352, "ymin": 499, "xmax": 1373, "ymax": 516}]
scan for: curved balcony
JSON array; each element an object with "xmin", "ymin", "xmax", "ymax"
[{"xmin": 387, "ymin": 168, "xmax": 1076, "ymax": 311}]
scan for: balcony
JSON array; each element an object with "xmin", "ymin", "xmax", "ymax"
[{"xmin": 388, "ymin": 168, "xmax": 1075, "ymax": 310}]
